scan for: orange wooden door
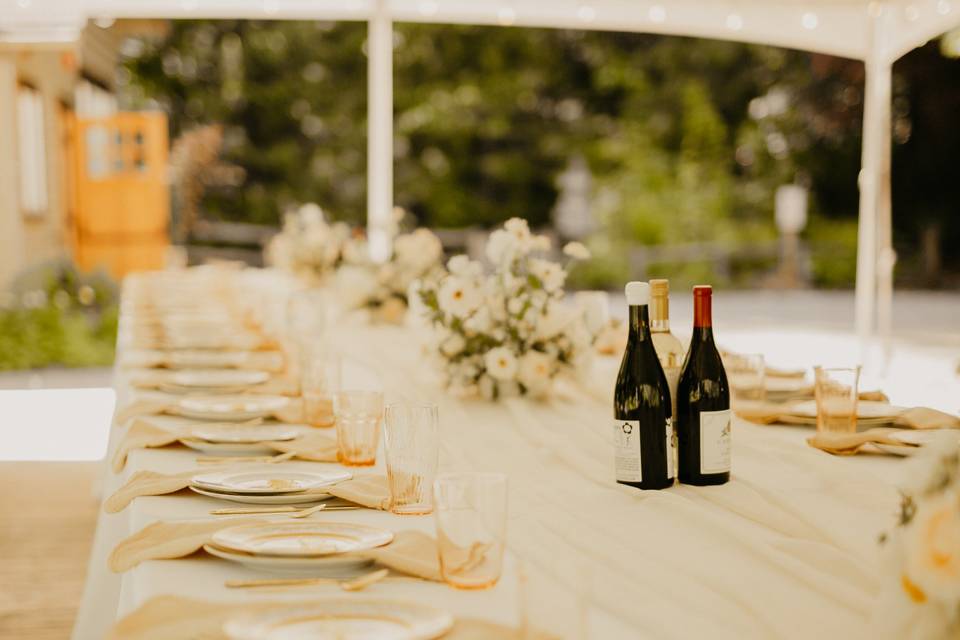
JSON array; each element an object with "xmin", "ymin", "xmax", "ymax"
[{"xmin": 70, "ymin": 112, "xmax": 169, "ymax": 279}]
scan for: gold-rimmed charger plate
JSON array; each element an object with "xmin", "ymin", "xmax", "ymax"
[{"xmin": 191, "ymin": 467, "xmax": 350, "ymax": 495}]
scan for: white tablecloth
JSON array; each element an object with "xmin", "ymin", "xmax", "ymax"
[{"xmin": 73, "ymin": 276, "xmax": 903, "ymax": 640}]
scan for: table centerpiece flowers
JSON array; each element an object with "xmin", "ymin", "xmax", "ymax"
[
  {"xmin": 335, "ymin": 228, "xmax": 445, "ymax": 324},
  {"xmin": 418, "ymin": 217, "xmax": 594, "ymax": 400},
  {"xmin": 264, "ymin": 203, "xmax": 356, "ymax": 285},
  {"xmin": 873, "ymin": 432, "xmax": 960, "ymax": 639}
]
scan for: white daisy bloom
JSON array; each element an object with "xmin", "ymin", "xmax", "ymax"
[
  {"xmin": 484, "ymin": 346, "xmax": 518, "ymax": 381},
  {"xmin": 438, "ymin": 276, "xmax": 482, "ymax": 317},
  {"xmin": 518, "ymin": 350, "xmax": 554, "ymax": 394}
]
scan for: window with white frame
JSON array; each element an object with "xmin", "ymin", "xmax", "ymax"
[{"xmin": 17, "ymin": 84, "xmax": 48, "ymax": 216}]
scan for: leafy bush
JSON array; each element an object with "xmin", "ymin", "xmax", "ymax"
[{"xmin": 0, "ymin": 262, "xmax": 119, "ymax": 370}]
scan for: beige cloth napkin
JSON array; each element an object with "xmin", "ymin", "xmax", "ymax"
[
  {"xmin": 108, "ymin": 595, "xmax": 551, "ymax": 640},
  {"xmin": 111, "ymin": 419, "xmax": 338, "ymax": 472},
  {"xmin": 806, "ymin": 427, "xmax": 914, "ymax": 455},
  {"xmin": 104, "ymin": 469, "xmax": 389, "ymax": 514},
  {"xmin": 114, "ymin": 396, "xmax": 305, "ymax": 426},
  {"xmin": 109, "ymin": 520, "xmax": 441, "ymax": 581}
]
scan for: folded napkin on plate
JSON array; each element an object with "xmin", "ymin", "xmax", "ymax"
[
  {"xmin": 110, "ymin": 419, "xmax": 337, "ymax": 472},
  {"xmin": 806, "ymin": 427, "xmax": 911, "ymax": 455},
  {"xmin": 104, "ymin": 469, "xmax": 389, "ymax": 513},
  {"xmin": 108, "ymin": 595, "xmax": 552, "ymax": 640},
  {"xmin": 109, "ymin": 521, "xmax": 441, "ymax": 581},
  {"xmin": 114, "ymin": 396, "xmax": 305, "ymax": 426}
]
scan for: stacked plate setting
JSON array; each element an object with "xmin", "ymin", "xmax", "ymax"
[
  {"xmin": 204, "ymin": 520, "xmax": 393, "ymax": 576},
  {"xmin": 174, "ymin": 394, "xmax": 291, "ymax": 422},
  {"xmin": 158, "ymin": 368, "xmax": 271, "ymax": 394},
  {"xmin": 180, "ymin": 423, "xmax": 306, "ymax": 455},
  {"xmin": 189, "ymin": 467, "xmax": 352, "ymax": 505},
  {"xmin": 223, "ymin": 599, "xmax": 455, "ymax": 640}
]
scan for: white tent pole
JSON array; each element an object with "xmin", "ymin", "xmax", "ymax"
[
  {"xmin": 854, "ymin": 7, "xmax": 892, "ymax": 352},
  {"xmin": 366, "ymin": 0, "xmax": 393, "ymax": 263}
]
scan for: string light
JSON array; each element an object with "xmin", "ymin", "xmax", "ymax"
[
  {"xmin": 577, "ymin": 5, "xmax": 597, "ymax": 22},
  {"xmin": 497, "ymin": 6, "xmax": 516, "ymax": 26},
  {"xmin": 16, "ymin": 0, "xmax": 31, "ymax": 7},
  {"xmin": 801, "ymin": 12, "xmax": 818, "ymax": 29},
  {"xmin": 904, "ymin": 4, "xmax": 920, "ymax": 21},
  {"xmin": 263, "ymin": 0, "xmax": 279, "ymax": 15},
  {"xmin": 938, "ymin": 0, "xmax": 952, "ymax": 14},
  {"xmin": 648, "ymin": 5, "xmax": 666, "ymax": 23},
  {"xmin": 725, "ymin": 13, "xmax": 743, "ymax": 30}
]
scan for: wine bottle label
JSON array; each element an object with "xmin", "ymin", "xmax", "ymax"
[
  {"xmin": 613, "ymin": 420, "xmax": 642, "ymax": 482},
  {"xmin": 699, "ymin": 409, "xmax": 731, "ymax": 474},
  {"xmin": 666, "ymin": 418, "xmax": 676, "ymax": 479}
]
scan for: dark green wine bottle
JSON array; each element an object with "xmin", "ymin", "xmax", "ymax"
[
  {"xmin": 677, "ymin": 285, "xmax": 731, "ymax": 486},
  {"xmin": 613, "ymin": 281, "xmax": 675, "ymax": 490}
]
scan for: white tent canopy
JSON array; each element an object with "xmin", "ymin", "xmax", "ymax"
[{"xmin": 4, "ymin": 0, "xmax": 959, "ymax": 346}]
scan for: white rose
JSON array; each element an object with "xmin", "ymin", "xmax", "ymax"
[
  {"xmin": 528, "ymin": 258, "xmax": 566, "ymax": 292},
  {"xmin": 518, "ymin": 350, "xmax": 554, "ymax": 394},
  {"xmin": 298, "ymin": 203, "xmax": 325, "ymax": 226},
  {"xmin": 486, "ymin": 229, "xmax": 518, "ymax": 265},
  {"xmin": 447, "ymin": 255, "xmax": 483, "ymax": 278},
  {"xmin": 507, "ymin": 297, "xmax": 525, "ymax": 316},
  {"xmin": 536, "ymin": 305, "xmax": 572, "ymax": 340},
  {"xmin": 484, "ymin": 346, "xmax": 518, "ymax": 381},
  {"xmin": 336, "ymin": 265, "xmax": 379, "ymax": 308},
  {"xmin": 903, "ymin": 491, "xmax": 960, "ymax": 602},
  {"xmin": 563, "ymin": 241, "xmax": 591, "ymax": 260},
  {"xmin": 440, "ymin": 333, "xmax": 467, "ymax": 357},
  {"xmin": 504, "ymin": 217, "xmax": 531, "ymax": 243},
  {"xmin": 438, "ymin": 276, "xmax": 482, "ymax": 317},
  {"xmin": 464, "ymin": 306, "xmax": 493, "ymax": 334}
]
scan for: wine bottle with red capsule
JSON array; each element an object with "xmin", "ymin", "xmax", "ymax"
[{"xmin": 676, "ymin": 285, "xmax": 731, "ymax": 486}]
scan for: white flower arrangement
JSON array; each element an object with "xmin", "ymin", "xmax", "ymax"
[
  {"xmin": 265, "ymin": 203, "xmax": 353, "ymax": 284},
  {"xmin": 873, "ymin": 433, "xmax": 960, "ymax": 639},
  {"xmin": 335, "ymin": 228, "xmax": 445, "ymax": 323},
  {"xmin": 418, "ymin": 217, "xmax": 594, "ymax": 400}
]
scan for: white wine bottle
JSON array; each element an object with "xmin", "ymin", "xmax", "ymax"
[
  {"xmin": 649, "ymin": 279, "xmax": 683, "ymax": 479},
  {"xmin": 613, "ymin": 281, "xmax": 674, "ymax": 490}
]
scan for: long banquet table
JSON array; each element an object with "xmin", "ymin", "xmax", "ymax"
[{"xmin": 73, "ymin": 270, "xmax": 904, "ymax": 639}]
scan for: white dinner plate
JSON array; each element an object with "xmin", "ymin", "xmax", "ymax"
[
  {"xmin": 874, "ymin": 429, "xmax": 960, "ymax": 457},
  {"xmin": 189, "ymin": 486, "xmax": 335, "ymax": 505},
  {"xmin": 212, "ymin": 521, "xmax": 393, "ymax": 557},
  {"xmin": 188, "ymin": 423, "xmax": 301, "ymax": 444},
  {"xmin": 223, "ymin": 599, "xmax": 455, "ymax": 640},
  {"xmin": 191, "ymin": 467, "xmax": 351, "ymax": 495},
  {"xmin": 180, "ymin": 440, "xmax": 277, "ymax": 455},
  {"xmin": 165, "ymin": 350, "xmax": 248, "ymax": 369},
  {"xmin": 204, "ymin": 543, "xmax": 374, "ymax": 575},
  {"xmin": 175, "ymin": 394, "xmax": 290, "ymax": 421}
]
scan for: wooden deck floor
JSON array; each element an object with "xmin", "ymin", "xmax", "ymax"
[{"xmin": 0, "ymin": 462, "xmax": 100, "ymax": 639}]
